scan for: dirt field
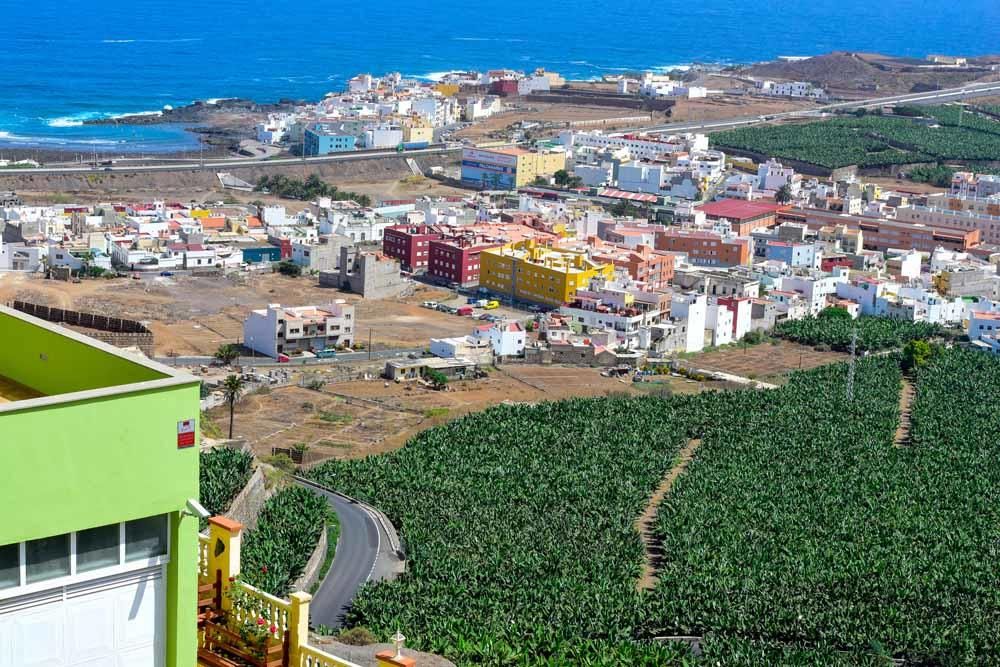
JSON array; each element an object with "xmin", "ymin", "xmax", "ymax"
[
  {"xmin": 209, "ymin": 364, "xmax": 706, "ymax": 465},
  {"xmin": 669, "ymin": 96, "xmax": 816, "ymax": 124},
  {"xmin": 686, "ymin": 340, "xmax": 848, "ymax": 381},
  {"xmin": 0, "ymin": 271, "xmax": 475, "ymax": 356}
]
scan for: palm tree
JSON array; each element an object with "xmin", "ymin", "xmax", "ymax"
[
  {"xmin": 775, "ymin": 183, "xmax": 794, "ymax": 204},
  {"xmin": 214, "ymin": 343, "xmax": 240, "ymax": 365},
  {"xmin": 222, "ymin": 374, "xmax": 245, "ymax": 439}
]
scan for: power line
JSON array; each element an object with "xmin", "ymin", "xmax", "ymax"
[{"xmin": 846, "ymin": 326, "xmax": 858, "ymax": 402}]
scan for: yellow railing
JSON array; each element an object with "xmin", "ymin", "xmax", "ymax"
[
  {"xmin": 230, "ymin": 580, "xmax": 292, "ymax": 645},
  {"xmin": 198, "ymin": 533, "xmax": 210, "ymax": 581},
  {"xmin": 200, "ymin": 517, "xmax": 389, "ymax": 667},
  {"xmin": 300, "ymin": 644, "xmax": 364, "ymax": 667}
]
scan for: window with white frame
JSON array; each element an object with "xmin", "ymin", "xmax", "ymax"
[{"xmin": 0, "ymin": 514, "xmax": 169, "ymax": 596}]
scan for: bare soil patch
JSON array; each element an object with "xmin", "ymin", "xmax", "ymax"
[
  {"xmin": 635, "ymin": 438, "xmax": 702, "ymax": 591},
  {"xmin": 688, "ymin": 340, "xmax": 848, "ymax": 380}
]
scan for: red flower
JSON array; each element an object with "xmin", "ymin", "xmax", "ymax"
[
  {"xmin": 261, "ymin": 566, "xmax": 268, "ymax": 574},
  {"xmin": 256, "ymin": 617, "xmax": 266, "ymax": 626},
  {"xmin": 228, "ymin": 576, "xmax": 235, "ymax": 582},
  {"xmin": 269, "ymin": 624, "xmax": 278, "ymax": 634}
]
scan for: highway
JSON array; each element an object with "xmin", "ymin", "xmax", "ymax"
[
  {"xmin": 294, "ymin": 477, "xmax": 403, "ymax": 629},
  {"xmin": 155, "ymin": 347, "xmax": 424, "ymax": 368},
  {"xmin": 0, "ymin": 144, "xmax": 460, "ymax": 175},
  {"xmin": 634, "ymin": 80, "xmax": 1000, "ymax": 135}
]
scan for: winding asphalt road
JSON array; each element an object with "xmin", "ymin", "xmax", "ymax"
[{"xmin": 294, "ymin": 477, "xmax": 403, "ymax": 629}]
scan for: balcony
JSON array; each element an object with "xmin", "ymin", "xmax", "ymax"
[{"xmin": 197, "ymin": 518, "xmax": 413, "ymax": 667}]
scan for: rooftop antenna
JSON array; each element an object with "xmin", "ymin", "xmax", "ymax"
[{"xmin": 845, "ymin": 326, "xmax": 858, "ymax": 402}]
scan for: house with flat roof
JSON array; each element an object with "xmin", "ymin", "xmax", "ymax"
[{"xmin": 0, "ymin": 304, "xmax": 201, "ymax": 666}]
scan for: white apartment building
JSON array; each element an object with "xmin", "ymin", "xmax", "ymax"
[
  {"xmin": 951, "ymin": 172, "xmax": 1000, "ymax": 199},
  {"xmin": 363, "ymin": 124, "xmax": 404, "ymax": 149},
  {"xmin": 320, "ymin": 211, "xmax": 395, "ymax": 243},
  {"xmin": 705, "ymin": 303, "xmax": 734, "ymax": 346},
  {"xmin": 618, "ymin": 161, "xmax": 666, "ymax": 195},
  {"xmin": 669, "ymin": 292, "xmax": 707, "ymax": 353},
  {"xmin": 836, "ymin": 277, "xmax": 894, "ymax": 316},
  {"xmin": 559, "ymin": 130, "xmax": 708, "ymax": 161},
  {"xmin": 758, "ymin": 80, "xmax": 828, "ymax": 99},
  {"xmin": 775, "ymin": 272, "xmax": 848, "ymax": 315},
  {"xmin": 243, "ymin": 302, "xmax": 355, "ymax": 358},
  {"xmin": 464, "ymin": 96, "xmax": 502, "ymax": 121},
  {"xmin": 757, "ymin": 159, "xmax": 801, "ymax": 195}
]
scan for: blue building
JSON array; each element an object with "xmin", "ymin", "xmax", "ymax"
[
  {"xmin": 304, "ymin": 124, "xmax": 358, "ymax": 156},
  {"xmin": 765, "ymin": 240, "xmax": 819, "ymax": 268},
  {"xmin": 241, "ymin": 245, "xmax": 282, "ymax": 264}
]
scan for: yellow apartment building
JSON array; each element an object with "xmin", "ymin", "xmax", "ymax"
[{"xmin": 480, "ymin": 241, "xmax": 614, "ymax": 307}]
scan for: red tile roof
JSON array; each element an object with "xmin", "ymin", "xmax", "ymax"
[{"xmin": 699, "ymin": 199, "xmax": 782, "ymax": 221}]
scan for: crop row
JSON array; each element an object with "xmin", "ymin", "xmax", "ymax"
[
  {"xmin": 773, "ymin": 314, "xmax": 942, "ymax": 351},
  {"xmin": 711, "ymin": 106, "xmax": 1000, "ymax": 168}
]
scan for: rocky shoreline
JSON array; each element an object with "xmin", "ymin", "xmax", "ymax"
[{"xmin": 83, "ymin": 97, "xmax": 305, "ymax": 126}]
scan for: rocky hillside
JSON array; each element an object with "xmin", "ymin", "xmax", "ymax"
[{"xmin": 744, "ymin": 51, "xmax": 995, "ymax": 98}]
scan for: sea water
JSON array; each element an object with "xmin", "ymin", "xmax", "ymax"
[{"xmin": 2, "ymin": 0, "xmax": 999, "ymax": 152}]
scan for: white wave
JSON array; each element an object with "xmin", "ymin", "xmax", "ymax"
[
  {"xmin": 570, "ymin": 60, "xmax": 592, "ymax": 66},
  {"xmin": 414, "ymin": 71, "xmax": 455, "ymax": 82},
  {"xmin": 102, "ymin": 38, "xmax": 203, "ymax": 44},
  {"xmin": 46, "ymin": 112, "xmax": 107, "ymax": 128},
  {"xmin": 204, "ymin": 98, "xmax": 235, "ymax": 105},
  {"xmin": 108, "ymin": 110, "xmax": 163, "ymax": 120},
  {"xmin": 45, "ymin": 109, "xmax": 164, "ymax": 128},
  {"xmin": 48, "ymin": 117, "xmax": 84, "ymax": 127},
  {"xmin": 453, "ymin": 36, "xmax": 491, "ymax": 41},
  {"xmin": 651, "ymin": 63, "xmax": 693, "ymax": 72}
]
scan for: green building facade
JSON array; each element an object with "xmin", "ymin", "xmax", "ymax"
[{"xmin": 0, "ymin": 305, "xmax": 201, "ymax": 667}]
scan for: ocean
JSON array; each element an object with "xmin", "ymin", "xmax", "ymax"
[{"xmin": 3, "ymin": 0, "xmax": 999, "ymax": 154}]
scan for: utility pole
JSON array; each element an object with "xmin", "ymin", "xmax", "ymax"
[{"xmin": 845, "ymin": 326, "xmax": 858, "ymax": 402}]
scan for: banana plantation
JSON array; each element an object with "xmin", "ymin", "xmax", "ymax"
[{"xmin": 306, "ymin": 349, "xmax": 1000, "ymax": 665}]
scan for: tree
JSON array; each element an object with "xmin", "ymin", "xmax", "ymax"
[
  {"xmin": 553, "ymin": 169, "xmax": 571, "ymax": 187},
  {"xmin": 222, "ymin": 374, "xmax": 245, "ymax": 440},
  {"xmin": 276, "ymin": 260, "xmax": 302, "ymax": 277},
  {"xmin": 901, "ymin": 339, "xmax": 933, "ymax": 372},
  {"xmin": 775, "ymin": 183, "xmax": 794, "ymax": 204},
  {"xmin": 819, "ymin": 306, "xmax": 853, "ymax": 321},
  {"xmin": 423, "ymin": 368, "xmax": 448, "ymax": 390},
  {"xmin": 215, "ymin": 343, "xmax": 240, "ymax": 365}
]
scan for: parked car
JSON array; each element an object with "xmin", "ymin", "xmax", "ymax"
[
  {"xmin": 527, "ymin": 304, "xmax": 543, "ymax": 313},
  {"xmin": 483, "ymin": 300, "xmax": 500, "ymax": 310},
  {"xmin": 159, "ymin": 271, "xmax": 174, "ymax": 277},
  {"xmin": 422, "ymin": 301, "xmax": 438, "ymax": 309},
  {"xmin": 456, "ymin": 306, "xmax": 474, "ymax": 316}
]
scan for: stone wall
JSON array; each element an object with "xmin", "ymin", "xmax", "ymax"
[
  {"xmin": 291, "ymin": 523, "xmax": 329, "ymax": 593},
  {"xmin": 225, "ymin": 467, "xmax": 274, "ymax": 532}
]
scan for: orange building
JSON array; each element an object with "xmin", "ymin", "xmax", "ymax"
[
  {"xmin": 588, "ymin": 240, "xmax": 676, "ymax": 289},
  {"xmin": 698, "ymin": 199, "xmax": 784, "ymax": 235},
  {"xmin": 779, "ymin": 208, "xmax": 981, "ymax": 254},
  {"xmin": 655, "ymin": 229, "xmax": 750, "ymax": 267}
]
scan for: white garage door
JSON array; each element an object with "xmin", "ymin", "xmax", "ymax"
[{"xmin": 0, "ymin": 566, "xmax": 164, "ymax": 667}]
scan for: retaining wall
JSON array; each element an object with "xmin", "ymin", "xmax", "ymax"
[
  {"xmin": 292, "ymin": 524, "xmax": 329, "ymax": 593},
  {"xmin": 225, "ymin": 467, "xmax": 275, "ymax": 532}
]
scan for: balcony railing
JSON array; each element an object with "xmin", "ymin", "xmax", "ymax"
[{"xmin": 197, "ymin": 520, "xmax": 409, "ymax": 667}]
